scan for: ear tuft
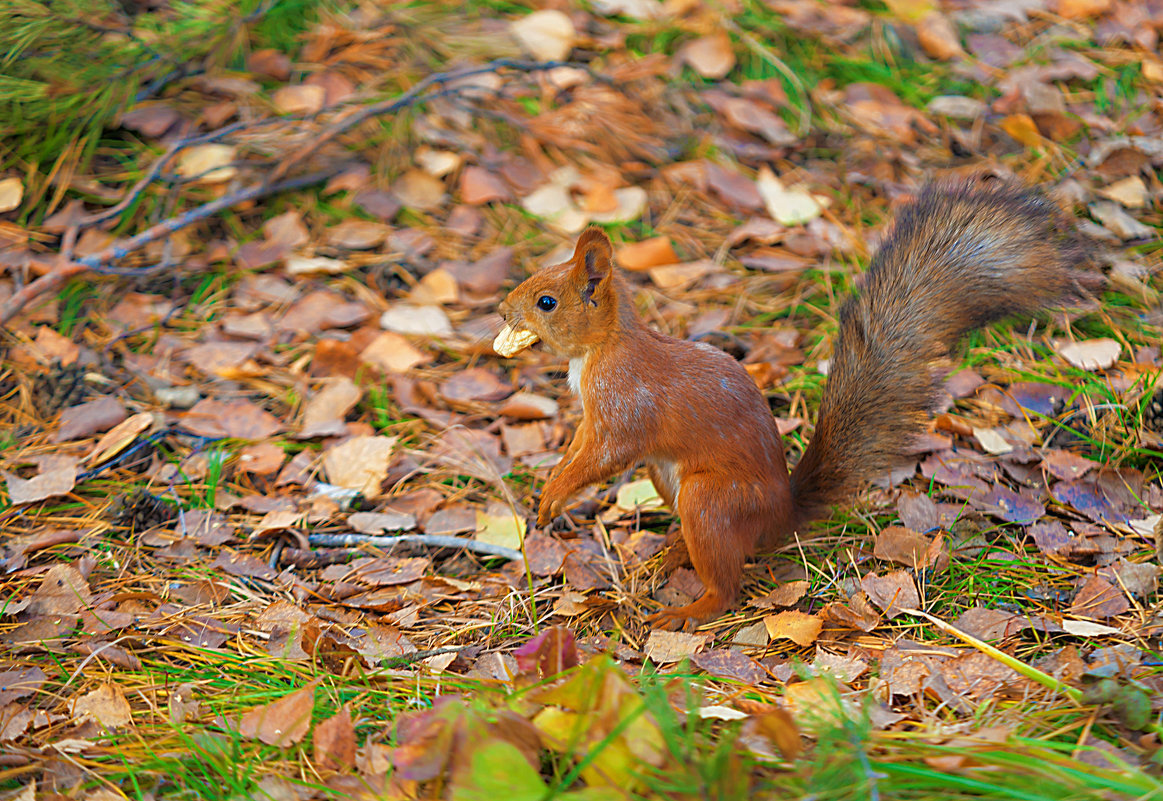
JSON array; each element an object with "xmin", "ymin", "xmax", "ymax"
[
  {"xmin": 573, "ymin": 227, "xmax": 613, "ymax": 307},
  {"xmin": 575, "ymin": 226, "xmax": 613, "ymax": 257}
]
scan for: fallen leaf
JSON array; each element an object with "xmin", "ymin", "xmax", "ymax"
[
  {"xmin": 88, "ymin": 412, "xmax": 153, "ymax": 465},
  {"xmin": 1055, "ymin": 338, "xmax": 1121, "ymax": 371},
  {"xmin": 328, "ymin": 219, "xmax": 389, "ymax": 249},
  {"xmin": 645, "ymin": 630, "xmax": 708, "ymax": 662},
  {"xmin": 972, "ymin": 426, "xmax": 1013, "ymax": 455},
  {"xmin": 322, "ymin": 436, "xmax": 398, "ymax": 497},
  {"xmin": 678, "ymin": 32, "xmax": 736, "ymax": 79},
  {"xmin": 0, "ymin": 176, "xmax": 25, "ymax": 212},
  {"xmin": 617, "ymin": 237, "xmax": 678, "ymax": 270},
  {"xmin": 460, "ymin": 166, "xmax": 512, "ymax": 204},
  {"xmin": 272, "ymin": 84, "xmax": 325, "ymax": 115},
  {"xmin": 177, "ymin": 144, "xmax": 237, "ymax": 184},
  {"xmin": 182, "ymin": 399, "xmax": 282, "ymax": 439},
  {"xmin": 380, "ymin": 305, "xmax": 453, "ymax": 337},
  {"xmin": 915, "ymin": 12, "xmax": 964, "ymax": 60},
  {"xmin": 70, "ymin": 683, "xmax": 132, "ymax": 729},
  {"xmin": 286, "ymin": 255, "xmax": 348, "ymax": 276},
  {"xmin": 764, "ymin": 610, "xmax": 822, "ymax": 646},
  {"xmin": 28, "ymin": 563, "xmax": 92, "ymax": 615},
  {"xmin": 54, "ymin": 396, "xmax": 128, "ymax": 443},
  {"xmin": 756, "ymin": 167, "xmax": 821, "ymax": 226},
  {"xmin": 511, "ymin": 9, "xmax": 576, "ymax": 60},
  {"xmin": 615, "ymin": 479, "xmax": 664, "ymax": 512},
  {"xmin": 239, "ymin": 682, "xmax": 316, "ymax": 746},
  {"xmin": 360, "ymin": 331, "xmax": 431, "ymax": 373},
  {"xmin": 860, "ymin": 571, "xmax": 920, "ymax": 619},
  {"xmin": 392, "ymin": 169, "xmax": 446, "ymax": 211},
  {"xmin": 1089, "ymin": 201, "xmax": 1153, "ymax": 239},
  {"xmin": 476, "ymin": 504, "xmax": 526, "ymax": 550},
  {"xmin": 5, "ymin": 457, "xmax": 78, "ymax": 505},
  {"xmin": 299, "ymin": 377, "xmax": 362, "ymax": 438},
  {"xmin": 314, "ymin": 704, "xmax": 356, "ymax": 771},
  {"xmin": 1097, "ymin": 176, "xmax": 1148, "ymax": 208},
  {"xmin": 690, "ymin": 649, "xmax": 764, "ymax": 684}
]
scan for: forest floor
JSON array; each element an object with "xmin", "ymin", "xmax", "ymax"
[{"xmin": 1, "ymin": 0, "xmax": 1162, "ymax": 798}]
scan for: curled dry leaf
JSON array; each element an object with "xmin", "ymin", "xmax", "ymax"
[
  {"xmin": 392, "ymin": 169, "xmax": 446, "ymax": 211},
  {"xmin": 1055, "ymin": 338, "xmax": 1120, "ymax": 371},
  {"xmin": 55, "ymin": 396, "xmax": 128, "ymax": 443}
]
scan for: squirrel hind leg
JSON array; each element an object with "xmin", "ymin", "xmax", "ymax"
[{"xmin": 645, "ymin": 477, "xmax": 760, "ymax": 630}]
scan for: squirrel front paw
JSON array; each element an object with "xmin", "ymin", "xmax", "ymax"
[{"xmin": 536, "ymin": 487, "xmax": 565, "ymax": 528}]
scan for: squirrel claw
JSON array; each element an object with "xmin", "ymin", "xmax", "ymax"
[{"xmin": 644, "ymin": 608, "xmax": 696, "ymax": 632}]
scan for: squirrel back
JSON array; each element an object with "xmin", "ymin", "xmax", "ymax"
[{"xmin": 790, "ymin": 181, "xmax": 1100, "ymax": 523}]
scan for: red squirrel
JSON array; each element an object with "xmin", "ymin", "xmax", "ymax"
[{"xmin": 494, "ymin": 181, "xmax": 1100, "ymax": 629}]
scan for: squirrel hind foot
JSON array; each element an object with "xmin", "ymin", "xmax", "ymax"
[{"xmin": 645, "ymin": 593, "xmax": 732, "ymax": 631}]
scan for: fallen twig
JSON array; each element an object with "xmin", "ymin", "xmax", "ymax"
[{"xmin": 307, "ymin": 532, "xmax": 522, "ymax": 561}]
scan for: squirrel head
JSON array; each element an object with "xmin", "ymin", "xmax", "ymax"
[{"xmin": 497, "ymin": 226, "xmax": 621, "ymax": 359}]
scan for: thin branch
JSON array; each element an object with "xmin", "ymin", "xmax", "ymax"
[{"xmin": 307, "ymin": 532, "xmax": 522, "ymax": 561}]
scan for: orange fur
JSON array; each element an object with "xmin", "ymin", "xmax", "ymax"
[{"xmin": 497, "ymin": 181, "xmax": 1100, "ymax": 630}]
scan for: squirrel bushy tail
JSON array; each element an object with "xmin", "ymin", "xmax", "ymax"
[{"xmin": 790, "ymin": 180, "xmax": 1101, "ymax": 523}]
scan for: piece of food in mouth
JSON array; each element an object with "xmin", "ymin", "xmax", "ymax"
[{"xmin": 493, "ymin": 325, "xmax": 540, "ymax": 357}]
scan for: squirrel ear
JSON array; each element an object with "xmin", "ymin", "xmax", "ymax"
[{"xmin": 573, "ymin": 227, "xmax": 613, "ymax": 307}]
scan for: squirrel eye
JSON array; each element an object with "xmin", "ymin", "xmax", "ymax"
[{"xmin": 536, "ymin": 295, "xmax": 557, "ymax": 312}]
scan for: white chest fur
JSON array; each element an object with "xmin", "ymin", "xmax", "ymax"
[{"xmin": 568, "ymin": 357, "xmax": 586, "ymax": 400}]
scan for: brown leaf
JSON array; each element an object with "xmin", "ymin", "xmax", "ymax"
[
  {"xmin": 751, "ymin": 580, "xmax": 809, "ymax": 609},
  {"xmin": 322, "ymin": 435, "xmax": 397, "ymax": 497},
  {"xmin": 460, "ymin": 166, "xmax": 512, "ymax": 205},
  {"xmin": 0, "ymin": 667, "xmax": 46, "ymax": 705},
  {"xmin": 498, "ymin": 391, "xmax": 559, "ymax": 420},
  {"xmin": 874, "ymin": 526, "xmax": 944, "ymax": 569},
  {"xmin": 88, "ymin": 412, "xmax": 153, "ymax": 465},
  {"xmin": 764, "ymin": 610, "xmax": 822, "ymax": 646},
  {"xmin": 691, "ymin": 649, "xmax": 765, "ymax": 684},
  {"xmin": 328, "ymin": 219, "xmax": 389, "ymax": 249},
  {"xmin": 1069, "ymin": 575, "xmax": 1130, "ymax": 619},
  {"xmin": 645, "ymin": 630, "xmax": 709, "ymax": 662},
  {"xmin": 70, "ymin": 683, "xmax": 132, "ymax": 729},
  {"xmin": 54, "ymin": 396, "xmax": 128, "ymax": 443},
  {"xmin": 360, "ymin": 332, "xmax": 431, "ymax": 373},
  {"xmin": 181, "ymin": 399, "xmax": 281, "ymax": 439},
  {"xmin": 5, "ymin": 457, "xmax": 78, "ymax": 505},
  {"xmin": 314, "ymin": 704, "xmax": 356, "ymax": 771},
  {"xmin": 392, "ymin": 169, "xmax": 446, "ymax": 211},
  {"xmin": 441, "ymin": 367, "xmax": 513, "ymax": 404},
  {"xmin": 511, "ymin": 9, "xmax": 576, "ymax": 61},
  {"xmin": 820, "ymin": 594, "xmax": 881, "ymax": 632},
  {"xmin": 678, "ymin": 32, "xmax": 736, "ymax": 79},
  {"xmin": 238, "ymin": 442, "xmax": 286, "ymax": 477},
  {"xmin": 915, "ymin": 12, "xmax": 964, "ymax": 60},
  {"xmin": 248, "ymin": 48, "xmax": 291, "ymax": 80},
  {"xmin": 28, "ymin": 563, "xmax": 92, "ymax": 615},
  {"xmin": 1041, "ymin": 449, "xmax": 1096, "ymax": 481},
  {"xmin": 860, "ymin": 570, "xmax": 920, "ymax": 619},
  {"xmin": 272, "ymin": 84, "xmax": 325, "ymax": 116},
  {"xmin": 299, "ymin": 377, "xmax": 362, "ymax": 439},
  {"xmin": 616, "ymin": 237, "xmax": 679, "ymax": 271},
  {"xmin": 240, "ymin": 682, "xmax": 316, "ymax": 746}
]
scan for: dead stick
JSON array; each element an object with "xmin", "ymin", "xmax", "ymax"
[
  {"xmin": 307, "ymin": 532, "xmax": 521, "ymax": 561},
  {"xmin": 0, "ymin": 168, "xmax": 337, "ymax": 325}
]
